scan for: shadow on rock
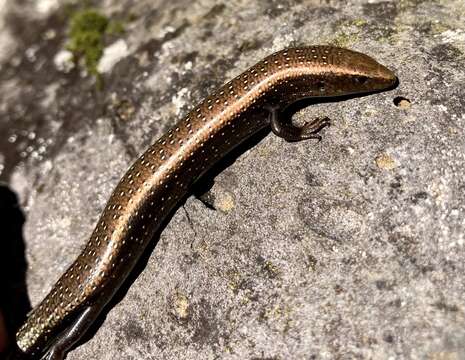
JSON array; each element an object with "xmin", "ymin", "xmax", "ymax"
[{"xmin": 0, "ymin": 185, "xmax": 31, "ymax": 356}]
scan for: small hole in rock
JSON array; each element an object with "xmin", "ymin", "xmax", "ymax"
[{"xmin": 393, "ymin": 96, "xmax": 411, "ymax": 109}]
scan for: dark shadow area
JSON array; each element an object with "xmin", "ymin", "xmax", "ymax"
[{"xmin": 0, "ymin": 185, "xmax": 31, "ymax": 357}]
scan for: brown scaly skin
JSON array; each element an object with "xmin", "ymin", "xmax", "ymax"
[{"xmin": 12, "ymin": 46, "xmax": 397, "ymax": 359}]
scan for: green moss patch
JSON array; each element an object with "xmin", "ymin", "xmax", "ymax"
[{"xmin": 66, "ymin": 9, "xmax": 125, "ymax": 77}]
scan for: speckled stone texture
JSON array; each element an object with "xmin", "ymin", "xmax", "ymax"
[{"xmin": 1, "ymin": 0, "xmax": 464, "ymax": 359}]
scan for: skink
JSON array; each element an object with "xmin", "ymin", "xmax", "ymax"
[{"xmin": 11, "ymin": 46, "xmax": 397, "ymax": 359}]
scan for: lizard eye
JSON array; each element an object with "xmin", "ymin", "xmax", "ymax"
[{"xmin": 355, "ymin": 76, "xmax": 368, "ymax": 84}]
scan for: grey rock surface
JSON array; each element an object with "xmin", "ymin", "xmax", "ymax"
[{"xmin": 1, "ymin": 0, "xmax": 464, "ymax": 359}]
